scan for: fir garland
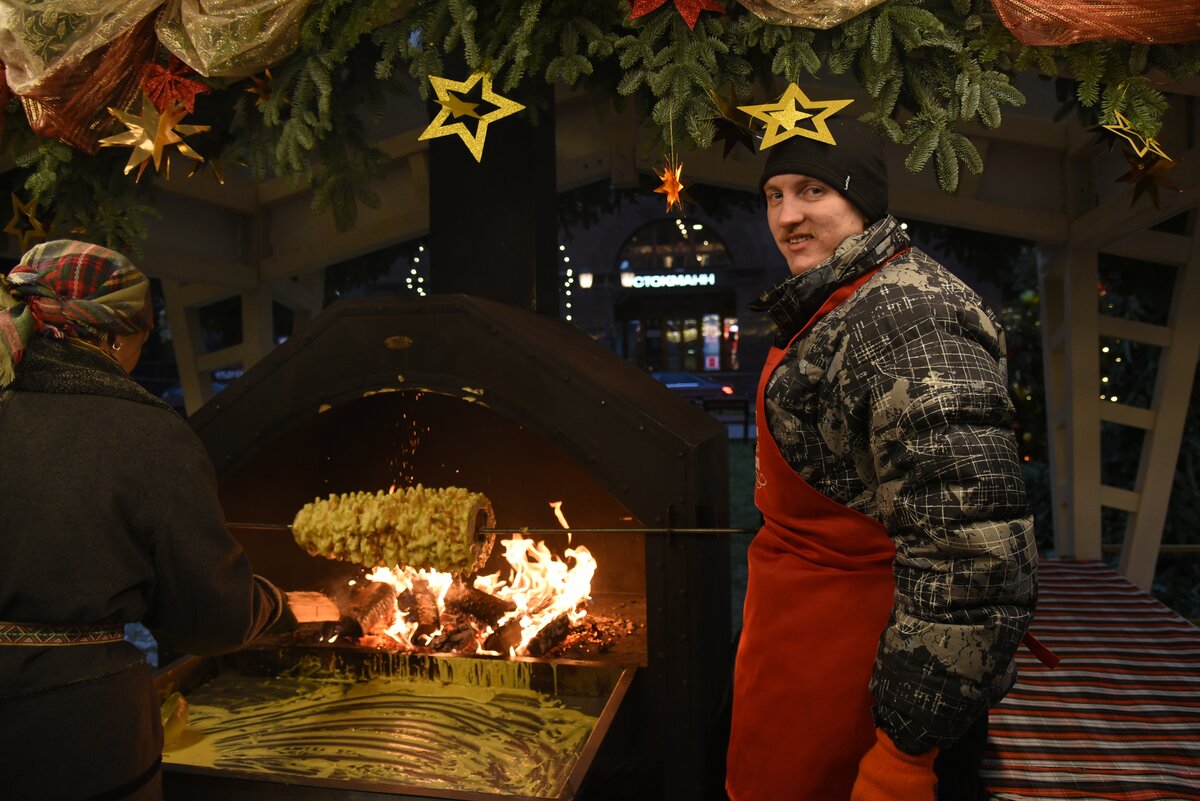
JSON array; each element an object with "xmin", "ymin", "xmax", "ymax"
[{"xmin": 0, "ymin": 0, "xmax": 1197, "ymax": 255}]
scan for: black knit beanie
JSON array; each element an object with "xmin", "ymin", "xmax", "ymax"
[{"xmin": 758, "ymin": 117, "xmax": 888, "ymax": 223}]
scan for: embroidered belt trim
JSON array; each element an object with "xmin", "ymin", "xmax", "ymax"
[{"xmin": 0, "ymin": 621, "xmax": 125, "ymax": 646}]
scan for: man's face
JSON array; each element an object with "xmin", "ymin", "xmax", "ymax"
[{"xmin": 764, "ymin": 173, "xmax": 868, "ymax": 276}]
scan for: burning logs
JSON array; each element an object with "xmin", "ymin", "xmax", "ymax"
[
  {"xmin": 292, "ymin": 577, "xmax": 631, "ymax": 660},
  {"xmin": 336, "ymin": 581, "xmax": 397, "ymax": 639},
  {"xmin": 525, "ymin": 614, "xmax": 571, "ymax": 658},
  {"xmin": 445, "ymin": 580, "xmax": 516, "ymax": 627},
  {"xmin": 319, "ymin": 575, "xmax": 576, "ymax": 657},
  {"xmin": 397, "ymin": 578, "xmax": 441, "ymax": 641},
  {"xmin": 284, "ymin": 532, "xmax": 603, "ymax": 658},
  {"xmin": 290, "ymin": 485, "xmax": 495, "ymax": 572}
]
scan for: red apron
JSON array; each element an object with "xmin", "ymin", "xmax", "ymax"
[{"xmin": 727, "ymin": 266, "xmax": 893, "ymax": 801}]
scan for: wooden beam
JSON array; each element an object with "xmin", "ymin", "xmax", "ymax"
[
  {"xmin": 1104, "ymin": 229, "xmax": 1193, "ymax": 266},
  {"xmin": 1100, "ymin": 484, "xmax": 1141, "ymax": 513},
  {"xmin": 161, "ymin": 278, "xmax": 214, "ymax": 417},
  {"xmin": 1098, "ymin": 401, "xmax": 1156, "ymax": 430},
  {"xmin": 240, "ymin": 286, "xmax": 275, "ymax": 371},
  {"xmin": 164, "ymin": 282, "xmax": 244, "ymax": 308},
  {"xmin": 1070, "ymin": 144, "xmax": 1200, "ymax": 249},
  {"xmin": 1120, "ymin": 218, "xmax": 1200, "ymax": 589},
  {"xmin": 270, "ymin": 275, "xmax": 323, "ymax": 312},
  {"xmin": 151, "ymin": 171, "xmax": 260, "ymax": 214},
  {"xmin": 140, "ymin": 245, "xmax": 255, "ymax": 289},
  {"xmin": 258, "ymin": 207, "xmax": 429, "ymax": 283},
  {"xmin": 1063, "ymin": 247, "xmax": 1104, "ymax": 559},
  {"xmin": 891, "ymin": 188, "xmax": 1070, "ymax": 243},
  {"xmin": 1037, "ymin": 247, "xmax": 1071, "ymax": 555},
  {"xmin": 195, "ymin": 343, "xmax": 246, "ymax": 374},
  {"xmin": 1097, "ymin": 315, "xmax": 1172, "ymax": 348}
]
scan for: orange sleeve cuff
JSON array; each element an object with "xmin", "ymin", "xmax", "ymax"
[{"xmin": 849, "ymin": 728, "xmax": 938, "ymax": 801}]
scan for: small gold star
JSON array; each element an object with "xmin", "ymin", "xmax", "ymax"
[
  {"xmin": 739, "ymin": 83, "xmax": 854, "ymax": 149},
  {"xmin": 4, "ymin": 194, "xmax": 48, "ymax": 252},
  {"xmin": 440, "ymin": 92, "xmax": 481, "ymax": 120},
  {"xmin": 418, "ymin": 72, "xmax": 525, "ymax": 162},
  {"xmin": 246, "ymin": 69, "xmax": 279, "ymax": 106},
  {"xmin": 1102, "ymin": 111, "xmax": 1169, "ymax": 160}
]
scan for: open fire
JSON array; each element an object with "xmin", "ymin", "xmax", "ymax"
[{"xmin": 321, "ymin": 503, "xmax": 599, "ymax": 658}]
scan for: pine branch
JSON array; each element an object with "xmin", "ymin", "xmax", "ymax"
[{"xmin": 2, "ymin": 0, "xmax": 1197, "ymax": 248}]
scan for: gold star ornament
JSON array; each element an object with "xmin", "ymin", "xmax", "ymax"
[
  {"xmin": 1115, "ymin": 149, "xmax": 1181, "ymax": 209},
  {"xmin": 1102, "ymin": 111, "xmax": 1169, "ymax": 160},
  {"xmin": 654, "ymin": 156, "xmax": 687, "ymax": 213},
  {"xmin": 418, "ymin": 72, "xmax": 525, "ymax": 162},
  {"xmin": 709, "ymin": 86, "xmax": 758, "ymax": 158},
  {"xmin": 98, "ymin": 94, "xmax": 211, "ymax": 182},
  {"xmin": 739, "ymin": 83, "xmax": 854, "ymax": 149},
  {"xmin": 4, "ymin": 194, "xmax": 48, "ymax": 252}
]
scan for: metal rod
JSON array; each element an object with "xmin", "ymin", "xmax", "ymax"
[
  {"xmin": 226, "ymin": 522, "xmax": 756, "ymax": 536},
  {"xmin": 475, "ymin": 527, "xmax": 748, "ymax": 534}
]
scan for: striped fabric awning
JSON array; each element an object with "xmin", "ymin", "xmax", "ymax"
[{"xmin": 983, "ymin": 559, "xmax": 1200, "ymax": 800}]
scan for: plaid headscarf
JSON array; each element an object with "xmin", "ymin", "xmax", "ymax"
[{"xmin": 0, "ymin": 239, "xmax": 152, "ymax": 387}]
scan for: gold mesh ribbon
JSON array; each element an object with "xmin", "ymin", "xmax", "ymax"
[
  {"xmin": 156, "ymin": 0, "xmax": 313, "ymax": 78},
  {"xmin": 991, "ymin": 0, "xmax": 1200, "ymax": 46},
  {"xmin": 735, "ymin": 0, "xmax": 886, "ymax": 29},
  {"xmin": 19, "ymin": 13, "xmax": 158, "ymax": 154},
  {"xmin": 0, "ymin": 0, "xmax": 163, "ymax": 96}
]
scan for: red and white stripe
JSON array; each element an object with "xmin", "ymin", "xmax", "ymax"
[{"xmin": 982, "ymin": 560, "xmax": 1200, "ymax": 800}]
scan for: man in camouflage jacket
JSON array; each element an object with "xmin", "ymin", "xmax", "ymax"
[{"xmin": 727, "ymin": 118, "xmax": 1037, "ymax": 801}]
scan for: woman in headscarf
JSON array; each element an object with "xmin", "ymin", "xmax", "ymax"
[{"xmin": 0, "ymin": 240, "xmax": 291, "ymax": 801}]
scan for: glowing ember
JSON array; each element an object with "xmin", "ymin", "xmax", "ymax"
[{"xmin": 352, "ymin": 504, "xmax": 594, "ymax": 657}]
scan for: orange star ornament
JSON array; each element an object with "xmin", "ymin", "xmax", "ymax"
[{"xmin": 654, "ymin": 157, "xmax": 687, "ymax": 213}]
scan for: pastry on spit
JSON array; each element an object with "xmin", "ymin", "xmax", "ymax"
[{"xmin": 291, "ymin": 485, "xmax": 495, "ymax": 573}]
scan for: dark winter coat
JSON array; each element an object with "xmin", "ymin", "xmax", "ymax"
[
  {"xmin": 0, "ymin": 338, "xmax": 285, "ymax": 801},
  {"xmin": 753, "ymin": 215, "xmax": 1038, "ymax": 754}
]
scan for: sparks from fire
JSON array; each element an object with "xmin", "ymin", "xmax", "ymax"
[{"xmin": 356, "ymin": 501, "xmax": 595, "ymax": 657}]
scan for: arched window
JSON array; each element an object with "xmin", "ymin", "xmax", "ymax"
[
  {"xmin": 609, "ymin": 219, "xmax": 740, "ymax": 373},
  {"xmin": 615, "ymin": 218, "xmax": 733, "ymax": 276}
]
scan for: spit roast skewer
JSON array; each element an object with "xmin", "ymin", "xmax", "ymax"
[{"xmin": 227, "ymin": 521, "xmax": 756, "ymax": 536}]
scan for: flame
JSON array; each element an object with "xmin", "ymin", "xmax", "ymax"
[
  {"xmin": 550, "ymin": 500, "xmax": 571, "ymax": 544},
  {"xmin": 356, "ymin": 502, "xmax": 594, "ymax": 657},
  {"xmin": 473, "ymin": 535, "xmax": 596, "ymax": 655},
  {"xmin": 365, "ymin": 564, "xmax": 457, "ymax": 650}
]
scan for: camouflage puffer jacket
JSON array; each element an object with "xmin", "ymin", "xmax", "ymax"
[{"xmin": 752, "ymin": 214, "xmax": 1038, "ymax": 754}]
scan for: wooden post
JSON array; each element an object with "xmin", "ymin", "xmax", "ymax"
[
  {"xmin": 427, "ymin": 80, "xmax": 558, "ymax": 314},
  {"xmin": 1120, "ymin": 216, "xmax": 1200, "ymax": 588},
  {"xmin": 1063, "ymin": 247, "xmax": 1104, "ymax": 559}
]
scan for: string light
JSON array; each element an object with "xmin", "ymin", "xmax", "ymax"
[
  {"xmin": 404, "ymin": 239, "xmax": 430, "ymax": 297},
  {"xmin": 560, "ymin": 241, "xmax": 577, "ymax": 324}
]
